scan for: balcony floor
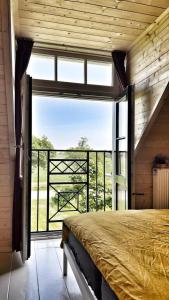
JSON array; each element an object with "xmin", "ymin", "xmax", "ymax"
[{"xmin": 0, "ymin": 238, "xmax": 83, "ymax": 300}]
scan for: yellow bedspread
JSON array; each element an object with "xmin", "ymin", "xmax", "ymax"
[{"xmin": 63, "ymin": 210, "xmax": 169, "ymax": 300}]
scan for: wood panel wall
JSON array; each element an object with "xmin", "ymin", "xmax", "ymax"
[
  {"xmin": 129, "ymin": 8, "xmax": 169, "ymax": 209},
  {"xmin": 0, "ymin": 0, "xmax": 15, "ymax": 252},
  {"xmin": 134, "ymin": 96, "xmax": 169, "ymax": 208}
]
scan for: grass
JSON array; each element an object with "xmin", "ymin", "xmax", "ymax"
[
  {"xmin": 31, "ymin": 154, "xmax": 113, "ymax": 232},
  {"xmin": 31, "ymin": 197, "xmax": 80, "ymax": 231}
]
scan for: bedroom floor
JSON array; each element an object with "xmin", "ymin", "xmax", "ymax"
[{"xmin": 0, "ymin": 238, "xmax": 83, "ymax": 300}]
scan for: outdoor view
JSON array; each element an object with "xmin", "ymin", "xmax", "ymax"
[
  {"xmin": 31, "ymin": 97, "xmax": 113, "ymax": 231},
  {"xmin": 27, "ymin": 54, "xmax": 113, "ymax": 232}
]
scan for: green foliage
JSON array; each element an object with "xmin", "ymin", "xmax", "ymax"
[
  {"xmin": 51, "ymin": 137, "xmax": 112, "ymax": 212},
  {"xmin": 32, "ymin": 135, "xmax": 54, "ymax": 169},
  {"xmin": 32, "ymin": 135, "xmax": 54, "ymax": 149}
]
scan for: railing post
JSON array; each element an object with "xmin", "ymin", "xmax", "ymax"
[
  {"xmin": 47, "ymin": 150, "xmax": 50, "ymax": 232},
  {"xmin": 37, "ymin": 151, "xmax": 40, "ymax": 231},
  {"xmin": 87, "ymin": 151, "xmax": 89, "ymax": 212},
  {"xmin": 103, "ymin": 152, "xmax": 106, "ymax": 211},
  {"xmin": 96, "ymin": 152, "xmax": 98, "ymax": 211}
]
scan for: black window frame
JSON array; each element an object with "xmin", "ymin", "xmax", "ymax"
[
  {"xmin": 115, "ymin": 85, "xmax": 134, "ymax": 210},
  {"xmin": 27, "ymin": 48, "xmax": 116, "ymax": 99}
]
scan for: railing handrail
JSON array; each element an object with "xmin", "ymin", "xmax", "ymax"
[{"xmin": 31, "ymin": 148, "xmax": 112, "ymax": 153}]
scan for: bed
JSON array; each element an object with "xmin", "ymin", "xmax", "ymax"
[{"xmin": 62, "ymin": 210, "xmax": 169, "ymax": 300}]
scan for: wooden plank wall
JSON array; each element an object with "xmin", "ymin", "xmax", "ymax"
[
  {"xmin": 134, "ymin": 96, "xmax": 169, "ymax": 209},
  {"xmin": 0, "ymin": 0, "xmax": 15, "ymax": 252},
  {"xmin": 129, "ymin": 8, "xmax": 169, "ymax": 209}
]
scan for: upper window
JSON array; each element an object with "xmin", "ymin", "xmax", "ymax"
[
  {"xmin": 27, "ymin": 54, "xmax": 55, "ymax": 80},
  {"xmin": 27, "ymin": 53, "xmax": 113, "ymax": 86},
  {"xmin": 87, "ymin": 61, "xmax": 112, "ymax": 86},
  {"xmin": 57, "ymin": 57, "xmax": 84, "ymax": 83}
]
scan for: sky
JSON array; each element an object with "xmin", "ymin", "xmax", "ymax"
[
  {"xmin": 32, "ymin": 96, "xmax": 112, "ymax": 150},
  {"xmin": 28, "ymin": 54, "xmax": 113, "ymax": 150}
]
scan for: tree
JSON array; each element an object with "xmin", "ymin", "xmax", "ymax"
[
  {"xmin": 52, "ymin": 137, "xmax": 112, "ymax": 212},
  {"xmin": 77, "ymin": 137, "xmax": 91, "ymax": 149},
  {"xmin": 32, "ymin": 135, "xmax": 54, "ymax": 168}
]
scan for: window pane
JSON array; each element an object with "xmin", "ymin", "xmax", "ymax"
[
  {"xmin": 118, "ymin": 99, "xmax": 127, "ymax": 138},
  {"xmin": 57, "ymin": 57, "xmax": 84, "ymax": 83},
  {"xmin": 117, "ymin": 184, "xmax": 126, "ymax": 210},
  {"xmin": 87, "ymin": 61, "xmax": 112, "ymax": 86},
  {"xmin": 27, "ymin": 54, "xmax": 55, "ymax": 80},
  {"xmin": 118, "ymin": 152, "xmax": 127, "ymax": 176}
]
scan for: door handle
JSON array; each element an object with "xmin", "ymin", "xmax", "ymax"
[{"xmin": 132, "ymin": 193, "xmax": 144, "ymax": 196}]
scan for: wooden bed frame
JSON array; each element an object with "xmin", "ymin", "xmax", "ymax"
[{"xmin": 63, "ymin": 242, "xmax": 97, "ymax": 300}]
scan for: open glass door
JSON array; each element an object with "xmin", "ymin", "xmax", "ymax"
[
  {"xmin": 21, "ymin": 74, "xmax": 32, "ymax": 261},
  {"xmin": 114, "ymin": 85, "xmax": 134, "ymax": 210}
]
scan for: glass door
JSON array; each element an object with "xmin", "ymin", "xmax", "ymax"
[{"xmin": 114, "ymin": 86, "xmax": 134, "ymax": 210}]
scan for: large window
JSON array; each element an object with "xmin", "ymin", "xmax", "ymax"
[{"xmin": 27, "ymin": 53, "xmax": 113, "ymax": 86}]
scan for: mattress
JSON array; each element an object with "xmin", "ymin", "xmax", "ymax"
[
  {"xmin": 68, "ymin": 231, "xmax": 118, "ymax": 300},
  {"xmin": 63, "ymin": 209, "xmax": 169, "ymax": 300}
]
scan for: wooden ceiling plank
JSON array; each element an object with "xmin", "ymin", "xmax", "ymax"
[
  {"xmin": 33, "ymin": 41, "xmax": 113, "ymax": 56},
  {"xmin": 127, "ymin": 0, "xmax": 169, "ymax": 9},
  {"xmin": 20, "ymin": 28, "xmax": 130, "ymax": 50},
  {"xmin": 21, "ymin": 32, "xmax": 126, "ymax": 52},
  {"xmin": 19, "ymin": 17, "xmax": 135, "ymax": 41},
  {"xmin": 16, "ymin": 0, "xmax": 168, "ymax": 54},
  {"xmin": 19, "ymin": 2, "xmax": 150, "ymax": 30},
  {"xmin": 22, "ymin": 0, "xmax": 156, "ymax": 23},
  {"xmin": 19, "ymin": 10, "xmax": 143, "ymax": 36},
  {"xmin": 19, "ymin": 24, "xmax": 114, "ymax": 44},
  {"xmin": 20, "ymin": 25, "xmax": 130, "ymax": 47},
  {"xmin": 51, "ymin": 0, "xmax": 166, "ymax": 16}
]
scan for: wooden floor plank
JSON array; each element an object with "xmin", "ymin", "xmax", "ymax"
[
  {"xmin": 35, "ymin": 245, "xmax": 70, "ymax": 300},
  {"xmin": 0, "ymin": 239, "xmax": 83, "ymax": 300},
  {"xmin": 8, "ymin": 244, "xmax": 39, "ymax": 300},
  {"xmin": 0, "ymin": 253, "xmax": 12, "ymax": 300},
  {"xmin": 56, "ymin": 247, "xmax": 83, "ymax": 300},
  {"xmin": 34, "ymin": 238, "xmax": 61, "ymax": 249}
]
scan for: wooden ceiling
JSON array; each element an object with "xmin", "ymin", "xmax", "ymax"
[{"xmin": 14, "ymin": 0, "xmax": 169, "ymax": 55}]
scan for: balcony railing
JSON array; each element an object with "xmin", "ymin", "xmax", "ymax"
[{"xmin": 31, "ymin": 149, "xmax": 112, "ymax": 233}]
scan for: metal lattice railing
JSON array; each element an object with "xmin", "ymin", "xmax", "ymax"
[{"xmin": 31, "ymin": 149, "xmax": 112, "ymax": 233}]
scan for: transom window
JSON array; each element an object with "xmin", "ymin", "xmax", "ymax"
[
  {"xmin": 57, "ymin": 56, "xmax": 84, "ymax": 83},
  {"xmin": 27, "ymin": 55, "xmax": 55, "ymax": 81},
  {"xmin": 27, "ymin": 53, "xmax": 113, "ymax": 86},
  {"xmin": 87, "ymin": 60, "xmax": 112, "ymax": 86}
]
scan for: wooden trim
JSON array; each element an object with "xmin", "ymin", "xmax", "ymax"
[
  {"xmin": 1, "ymin": 0, "xmax": 15, "ymax": 159},
  {"xmin": 11, "ymin": 0, "xmax": 20, "ymax": 35},
  {"xmin": 1, "ymin": 0, "xmax": 15, "ymax": 203},
  {"xmin": 63, "ymin": 242, "xmax": 96, "ymax": 300}
]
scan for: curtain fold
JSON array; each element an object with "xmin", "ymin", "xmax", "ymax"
[
  {"xmin": 112, "ymin": 50, "xmax": 128, "ymax": 89},
  {"xmin": 12, "ymin": 38, "xmax": 33, "ymax": 251}
]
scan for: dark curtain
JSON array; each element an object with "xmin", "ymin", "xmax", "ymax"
[
  {"xmin": 112, "ymin": 50, "xmax": 128, "ymax": 89},
  {"xmin": 12, "ymin": 38, "xmax": 34, "ymax": 251}
]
